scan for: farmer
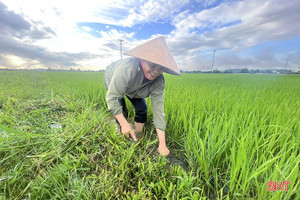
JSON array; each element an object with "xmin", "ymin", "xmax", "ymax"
[{"xmin": 104, "ymin": 36, "xmax": 181, "ymax": 156}]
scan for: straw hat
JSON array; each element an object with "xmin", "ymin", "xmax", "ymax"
[{"xmin": 124, "ymin": 36, "xmax": 181, "ymax": 76}]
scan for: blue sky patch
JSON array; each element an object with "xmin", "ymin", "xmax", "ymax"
[
  {"xmin": 240, "ymin": 36, "xmax": 300, "ymax": 55},
  {"xmin": 78, "ymin": 21, "xmax": 175, "ymax": 40},
  {"xmin": 133, "ymin": 21, "xmax": 175, "ymax": 39}
]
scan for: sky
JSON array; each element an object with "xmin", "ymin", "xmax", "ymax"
[{"xmin": 0, "ymin": 0, "xmax": 300, "ymax": 71}]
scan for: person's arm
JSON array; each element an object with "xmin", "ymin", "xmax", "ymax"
[
  {"xmin": 115, "ymin": 113, "xmax": 137, "ymax": 141},
  {"xmin": 105, "ymin": 61, "xmax": 137, "ymax": 140},
  {"xmin": 156, "ymin": 128, "xmax": 170, "ymax": 156},
  {"xmin": 150, "ymin": 76, "xmax": 169, "ymax": 156}
]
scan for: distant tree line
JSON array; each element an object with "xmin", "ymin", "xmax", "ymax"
[
  {"xmin": 180, "ymin": 68, "xmax": 300, "ymax": 74},
  {"xmin": 1, "ymin": 68, "xmax": 299, "ymax": 74},
  {"xmin": 0, "ymin": 68, "xmax": 105, "ymax": 72}
]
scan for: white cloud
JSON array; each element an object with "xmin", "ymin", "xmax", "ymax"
[
  {"xmin": 121, "ymin": 0, "xmax": 189, "ymax": 26},
  {"xmin": 172, "ymin": 0, "xmax": 300, "ymax": 49},
  {"xmin": 0, "ymin": 0, "xmax": 139, "ymax": 70},
  {"xmin": 168, "ymin": 0, "xmax": 300, "ymax": 70},
  {"xmin": 81, "ymin": 26, "xmax": 93, "ymax": 32},
  {"xmin": 1, "ymin": 0, "xmax": 300, "ymax": 71},
  {"xmin": 1, "ymin": 0, "xmax": 128, "ymax": 25}
]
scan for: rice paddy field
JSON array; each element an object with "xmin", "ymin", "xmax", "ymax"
[{"xmin": 0, "ymin": 70, "xmax": 299, "ymax": 200}]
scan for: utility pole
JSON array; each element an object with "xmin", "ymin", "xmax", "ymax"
[
  {"xmin": 211, "ymin": 49, "xmax": 217, "ymax": 71},
  {"xmin": 118, "ymin": 39, "xmax": 124, "ymax": 59}
]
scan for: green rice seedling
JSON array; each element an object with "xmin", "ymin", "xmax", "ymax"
[
  {"xmin": 0, "ymin": 71, "xmax": 299, "ymax": 199},
  {"xmin": 163, "ymin": 74, "xmax": 299, "ymax": 199}
]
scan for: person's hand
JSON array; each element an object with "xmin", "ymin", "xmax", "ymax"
[
  {"xmin": 157, "ymin": 145, "xmax": 170, "ymax": 157},
  {"xmin": 121, "ymin": 123, "xmax": 137, "ymax": 141}
]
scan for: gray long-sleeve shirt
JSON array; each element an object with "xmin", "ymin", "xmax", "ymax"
[{"xmin": 104, "ymin": 58, "xmax": 166, "ymax": 131}]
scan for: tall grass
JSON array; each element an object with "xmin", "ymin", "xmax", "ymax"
[{"xmin": 0, "ymin": 71, "xmax": 299, "ymax": 199}]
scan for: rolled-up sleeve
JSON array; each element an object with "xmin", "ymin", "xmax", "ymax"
[{"xmin": 151, "ymin": 77, "xmax": 166, "ymax": 131}]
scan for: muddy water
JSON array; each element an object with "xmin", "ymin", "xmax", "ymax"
[{"xmin": 166, "ymin": 154, "xmax": 189, "ymax": 171}]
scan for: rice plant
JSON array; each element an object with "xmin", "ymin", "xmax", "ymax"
[{"xmin": 0, "ymin": 71, "xmax": 299, "ymax": 199}]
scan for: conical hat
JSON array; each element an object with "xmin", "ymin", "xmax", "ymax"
[{"xmin": 124, "ymin": 36, "xmax": 181, "ymax": 76}]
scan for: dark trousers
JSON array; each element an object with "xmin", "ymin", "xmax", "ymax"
[
  {"xmin": 118, "ymin": 96, "xmax": 147, "ymax": 124},
  {"xmin": 105, "ymin": 80, "xmax": 147, "ymax": 124}
]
